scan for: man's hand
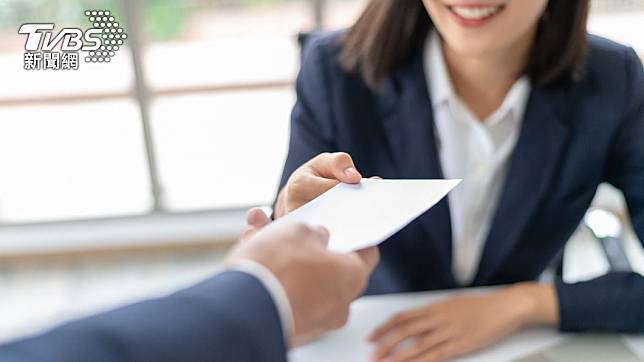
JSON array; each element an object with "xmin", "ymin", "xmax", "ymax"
[
  {"xmin": 227, "ymin": 208, "xmax": 380, "ymax": 346},
  {"xmin": 239, "ymin": 207, "xmax": 273, "ymax": 240},
  {"xmin": 367, "ymin": 284, "xmax": 558, "ymax": 362},
  {"xmin": 274, "ymin": 152, "xmax": 363, "ymax": 218}
]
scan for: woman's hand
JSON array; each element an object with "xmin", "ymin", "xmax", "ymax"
[
  {"xmin": 368, "ymin": 283, "xmax": 559, "ymax": 362},
  {"xmin": 274, "ymin": 152, "xmax": 363, "ymax": 218}
]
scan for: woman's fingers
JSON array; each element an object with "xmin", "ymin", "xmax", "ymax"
[
  {"xmin": 309, "ymin": 152, "xmax": 362, "ymax": 183},
  {"xmin": 285, "ymin": 174, "xmax": 339, "ymax": 212},
  {"xmin": 388, "ymin": 330, "xmax": 454, "ymax": 362},
  {"xmin": 368, "ymin": 307, "xmax": 430, "ymax": 342},
  {"xmin": 370, "ymin": 317, "xmax": 439, "ymax": 360},
  {"xmin": 276, "ymin": 152, "xmax": 364, "ymax": 217},
  {"xmin": 408, "ymin": 340, "xmax": 462, "ymax": 362}
]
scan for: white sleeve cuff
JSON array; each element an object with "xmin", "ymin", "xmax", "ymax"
[{"xmin": 228, "ymin": 259, "xmax": 294, "ymax": 343}]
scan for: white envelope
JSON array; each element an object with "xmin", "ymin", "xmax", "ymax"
[{"xmin": 274, "ymin": 179, "xmax": 461, "ymax": 252}]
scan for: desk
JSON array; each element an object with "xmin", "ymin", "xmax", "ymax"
[{"xmin": 291, "ymin": 288, "xmax": 644, "ymax": 362}]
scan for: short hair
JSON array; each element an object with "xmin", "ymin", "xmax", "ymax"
[{"xmin": 338, "ymin": 0, "xmax": 590, "ymax": 90}]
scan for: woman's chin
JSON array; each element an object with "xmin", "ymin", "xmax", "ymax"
[{"xmin": 441, "ymin": 37, "xmax": 503, "ymax": 59}]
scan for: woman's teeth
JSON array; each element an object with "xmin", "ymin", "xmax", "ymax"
[{"xmin": 449, "ymin": 5, "xmax": 503, "ymax": 20}]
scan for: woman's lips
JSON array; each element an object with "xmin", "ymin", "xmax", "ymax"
[{"xmin": 446, "ymin": 4, "xmax": 505, "ymax": 27}]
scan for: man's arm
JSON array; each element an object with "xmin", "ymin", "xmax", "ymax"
[
  {"xmin": 0, "ymin": 210, "xmax": 379, "ymax": 361},
  {"xmin": 0, "ymin": 270, "xmax": 287, "ymax": 362}
]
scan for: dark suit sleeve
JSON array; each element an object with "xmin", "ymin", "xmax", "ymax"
[
  {"xmin": 555, "ymin": 47, "xmax": 644, "ymax": 333},
  {"xmin": 277, "ymin": 37, "xmax": 337, "ymax": 191},
  {"xmin": 0, "ymin": 271, "xmax": 288, "ymax": 362}
]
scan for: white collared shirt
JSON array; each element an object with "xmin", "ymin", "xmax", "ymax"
[{"xmin": 424, "ymin": 31, "xmax": 531, "ymax": 285}]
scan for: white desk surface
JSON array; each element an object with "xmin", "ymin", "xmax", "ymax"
[{"xmin": 290, "ymin": 288, "xmax": 644, "ymax": 362}]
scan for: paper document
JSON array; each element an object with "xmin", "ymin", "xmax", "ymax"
[{"xmin": 274, "ymin": 179, "xmax": 460, "ymax": 252}]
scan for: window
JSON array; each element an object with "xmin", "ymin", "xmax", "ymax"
[
  {"xmin": 588, "ymin": 0, "xmax": 644, "ymax": 51},
  {"xmin": 0, "ymin": 0, "xmax": 367, "ymax": 225}
]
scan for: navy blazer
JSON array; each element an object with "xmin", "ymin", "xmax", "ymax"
[
  {"xmin": 278, "ymin": 31, "xmax": 644, "ymax": 333},
  {"xmin": 0, "ymin": 271, "xmax": 287, "ymax": 362}
]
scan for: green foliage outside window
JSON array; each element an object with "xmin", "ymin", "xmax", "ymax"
[{"xmin": 0, "ymin": 0, "xmax": 310, "ymax": 41}]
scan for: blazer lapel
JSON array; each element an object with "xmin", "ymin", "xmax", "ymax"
[
  {"xmin": 377, "ymin": 47, "xmax": 454, "ymax": 282},
  {"xmin": 473, "ymin": 86, "xmax": 571, "ymax": 284}
]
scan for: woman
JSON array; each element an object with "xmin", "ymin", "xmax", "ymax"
[{"xmin": 275, "ymin": 0, "xmax": 644, "ymax": 360}]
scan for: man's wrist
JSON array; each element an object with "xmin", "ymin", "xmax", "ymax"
[{"xmin": 228, "ymin": 259, "xmax": 295, "ymax": 345}]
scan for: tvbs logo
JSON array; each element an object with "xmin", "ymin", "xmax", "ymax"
[{"xmin": 19, "ymin": 10, "xmax": 127, "ymax": 71}]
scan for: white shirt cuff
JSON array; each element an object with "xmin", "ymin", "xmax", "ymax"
[{"xmin": 228, "ymin": 259, "xmax": 294, "ymax": 343}]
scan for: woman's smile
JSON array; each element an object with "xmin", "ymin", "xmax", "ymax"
[{"xmin": 446, "ymin": 3, "xmax": 506, "ymax": 27}]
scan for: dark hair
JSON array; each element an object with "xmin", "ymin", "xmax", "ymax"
[{"xmin": 338, "ymin": 0, "xmax": 589, "ymax": 89}]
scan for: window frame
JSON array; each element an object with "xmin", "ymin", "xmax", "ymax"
[{"xmin": 0, "ymin": 0, "xmax": 325, "ymax": 229}]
